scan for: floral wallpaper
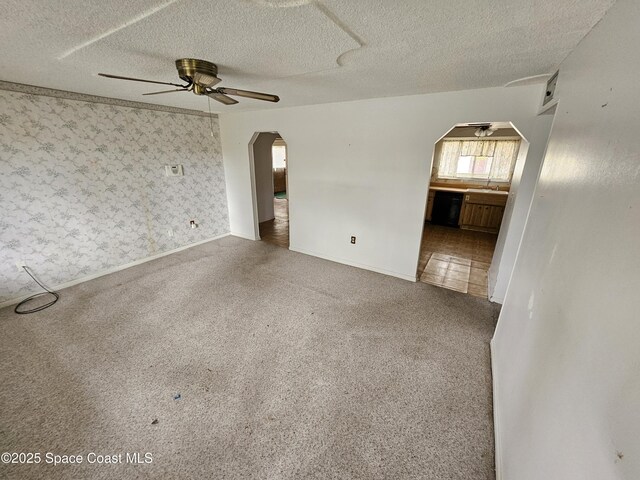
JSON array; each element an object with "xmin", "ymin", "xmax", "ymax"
[{"xmin": 0, "ymin": 89, "xmax": 229, "ymax": 303}]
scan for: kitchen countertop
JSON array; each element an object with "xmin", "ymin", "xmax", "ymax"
[{"xmin": 429, "ymin": 186, "xmax": 509, "ymax": 196}]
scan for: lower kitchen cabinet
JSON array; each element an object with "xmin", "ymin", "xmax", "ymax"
[{"xmin": 459, "ymin": 193, "xmax": 507, "ymax": 233}]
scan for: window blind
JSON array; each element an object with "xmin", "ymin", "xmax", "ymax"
[{"xmin": 437, "ymin": 139, "xmax": 520, "ymax": 182}]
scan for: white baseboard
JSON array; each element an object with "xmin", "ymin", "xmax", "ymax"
[
  {"xmin": 289, "ymin": 245, "xmax": 417, "ymax": 282},
  {"xmin": 490, "ymin": 338, "xmax": 504, "ymax": 480},
  {"xmin": 230, "ymin": 231, "xmax": 258, "ymax": 241},
  {"xmin": 0, "ymin": 233, "xmax": 231, "ymax": 309}
]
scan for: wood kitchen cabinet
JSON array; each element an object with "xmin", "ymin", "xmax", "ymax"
[
  {"xmin": 459, "ymin": 192, "xmax": 507, "ymax": 233},
  {"xmin": 426, "ymin": 190, "xmax": 436, "ymax": 221}
]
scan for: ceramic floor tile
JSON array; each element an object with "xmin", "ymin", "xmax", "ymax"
[
  {"xmin": 469, "ymin": 267, "xmax": 487, "ymax": 285},
  {"xmin": 417, "ymin": 223, "xmax": 497, "ymax": 299},
  {"xmin": 259, "ymin": 197, "xmax": 289, "ymax": 248},
  {"xmin": 426, "ymin": 259, "xmax": 449, "ymax": 271},
  {"xmin": 426, "ymin": 266, "xmax": 449, "ymax": 278},
  {"xmin": 445, "ymin": 269, "xmax": 471, "ymax": 282},
  {"xmin": 468, "ymin": 283, "xmax": 488, "ymax": 298},
  {"xmin": 471, "ymin": 260, "xmax": 491, "ymax": 269},
  {"xmin": 427, "ymin": 262, "xmax": 446, "ymax": 269},
  {"xmin": 445, "ymin": 263, "xmax": 468, "ymax": 275},
  {"xmin": 449, "ymin": 256, "xmax": 472, "ymax": 266},
  {"xmin": 431, "ymin": 253, "xmax": 453, "ymax": 262},
  {"xmin": 420, "ymin": 272, "xmax": 445, "ymax": 286},
  {"xmin": 442, "ymin": 277, "xmax": 468, "ymax": 293}
]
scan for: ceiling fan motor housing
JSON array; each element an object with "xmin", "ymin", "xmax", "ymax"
[{"xmin": 175, "ymin": 58, "xmax": 219, "ymax": 92}]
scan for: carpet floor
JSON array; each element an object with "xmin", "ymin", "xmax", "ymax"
[{"xmin": 0, "ymin": 236, "xmax": 499, "ymax": 480}]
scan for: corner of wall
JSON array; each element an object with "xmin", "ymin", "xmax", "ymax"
[{"xmin": 490, "ymin": 337, "xmax": 504, "ymax": 480}]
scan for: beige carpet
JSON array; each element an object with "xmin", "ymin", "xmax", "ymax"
[{"xmin": 0, "ymin": 236, "xmax": 499, "ymax": 479}]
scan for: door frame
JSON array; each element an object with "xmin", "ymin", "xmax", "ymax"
[{"xmin": 248, "ymin": 131, "xmax": 289, "ymax": 247}]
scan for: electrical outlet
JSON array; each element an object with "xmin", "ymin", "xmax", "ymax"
[
  {"xmin": 167, "ymin": 228, "xmax": 174, "ymax": 237},
  {"xmin": 350, "ymin": 236, "xmax": 356, "ymax": 244},
  {"xmin": 165, "ymin": 165, "xmax": 184, "ymax": 176},
  {"xmin": 15, "ymin": 260, "xmax": 26, "ymax": 272}
]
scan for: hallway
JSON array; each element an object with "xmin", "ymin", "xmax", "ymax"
[{"xmin": 259, "ymin": 197, "xmax": 289, "ymax": 248}]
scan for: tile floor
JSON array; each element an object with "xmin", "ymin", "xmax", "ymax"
[
  {"xmin": 417, "ymin": 224, "xmax": 497, "ymax": 298},
  {"xmin": 259, "ymin": 197, "xmax": 289, "ymax": 248}
]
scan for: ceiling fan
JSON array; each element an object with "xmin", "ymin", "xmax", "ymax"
[
  {"xmin": 98, "ymin": 58, "xmax": 279, "ymax": 105},
  {"xmin": 468, "ymin": 123, "xmax": 497, "ymax": 138}
]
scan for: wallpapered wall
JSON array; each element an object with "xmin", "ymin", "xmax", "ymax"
[{"xmin": 0, "ymin": 90, "xmax": 229, "ymax": 303}]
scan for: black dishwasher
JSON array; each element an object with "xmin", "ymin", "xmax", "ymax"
[{"xmin": 431, "ymin": 191, "xmax": 463, "ymax": 227}]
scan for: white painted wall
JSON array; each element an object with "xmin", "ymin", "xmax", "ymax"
[
  {"xmin": 221, "ymin": 85, "xmax": 547, "ymax": 282},
  {"xmin": 488, "ymin": 114, "xmax": 554, "ymax": 303},
  {"xmin": 492, "ymin": 0, "xmax": 639, "ymax": 478},
  {"xmin": 252, "ymin": 132, "xmax": 278, "ymax": 223}
]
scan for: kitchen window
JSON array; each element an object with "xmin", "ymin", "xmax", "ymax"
[{"xmin": 436, "ymin": 139, "xmax": 520, "ymax": 183}]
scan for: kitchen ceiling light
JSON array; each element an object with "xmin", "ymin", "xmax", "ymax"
[{"xmin": 474, "ymin": 126, "xmax": 495, "ymax": 137}]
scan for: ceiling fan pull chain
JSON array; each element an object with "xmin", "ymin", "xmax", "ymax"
[{"xmin": 207, "ymin": 96, "xmax": 214, "ymax": 137}]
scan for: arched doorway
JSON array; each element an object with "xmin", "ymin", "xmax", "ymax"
[
  {"xmin": 249, "ymin": 132, "xmax": 289, "ymax": 248},
  {"xmin": 417, "ymin": 122, "xmax": 528, "ymax": 299}
]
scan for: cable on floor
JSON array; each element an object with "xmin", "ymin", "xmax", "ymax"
[{"xmin": 14, "ymin": 266, "xmax": 60, "ymax": 314}]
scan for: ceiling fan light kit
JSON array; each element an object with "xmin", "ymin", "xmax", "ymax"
[
  {"xmin": 473, "ymin": 124, "xmax": 497, "ymax": 137},
  {"xmin": 98, "ymin": 58, "xmax": 279, "ymax": 105}
]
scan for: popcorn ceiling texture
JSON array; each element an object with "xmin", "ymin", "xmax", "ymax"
[
  {"xmin": 0, "ymin": 0, "xmax": 615, "ymax": 112},
  {"xmin": 0, "ymin": 89, "xmax": 229, "ymax": 303}
]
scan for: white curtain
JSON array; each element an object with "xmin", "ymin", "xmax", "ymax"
[{"xmin": 437, "ymin": 139, "xmax": 519, "ymax": 182}]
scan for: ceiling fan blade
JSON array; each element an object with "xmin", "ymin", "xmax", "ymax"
[
  {"xmin": 206, "ymin": 92, "xmax": 239, "ymax": 105},
  {"xmin": 142, "ymin": 88, "xmax": 188, "ymax": 96},
  {"xmin": 194, "ymin": 71, "xmax": 221, "ymax": 87},
  {"xmin": 217, "ymin": 87, "xmax": 279, "ymax": 103},
  {"xmin": 98, "ymin": 73, "xmax": 186, "ymax": 88}
]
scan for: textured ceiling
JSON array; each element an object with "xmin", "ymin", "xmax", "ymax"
[{"xmin": 0, "ymin": 0, "xmax": 615, "ymax": 112}]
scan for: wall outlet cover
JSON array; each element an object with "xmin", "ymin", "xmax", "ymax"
[{"xmin": 165, "ymin": 165, "xmax": 184, "ymax": 176}]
